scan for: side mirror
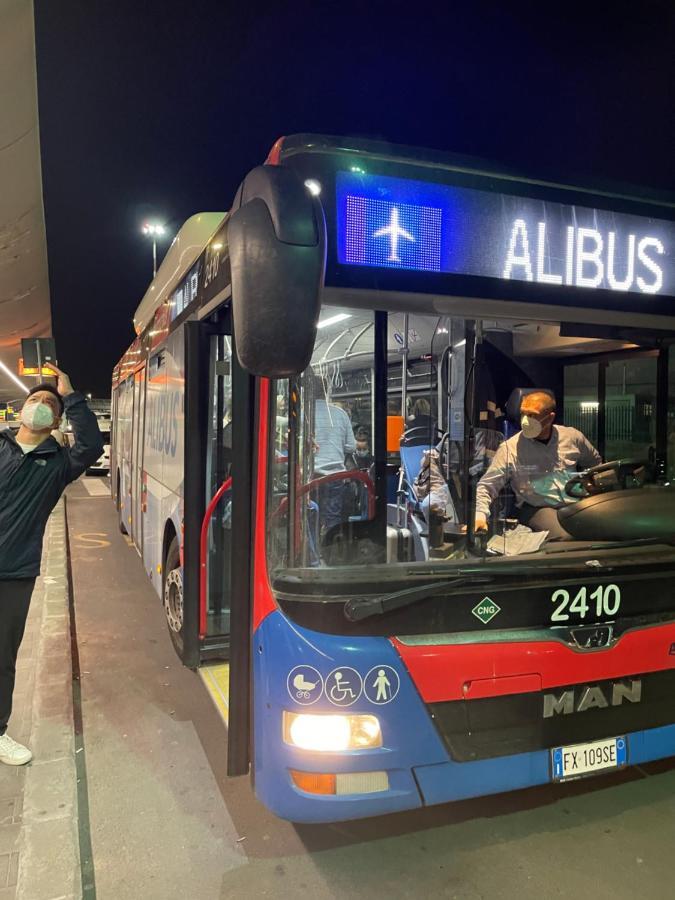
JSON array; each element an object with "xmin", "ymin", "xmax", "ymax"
[{"xmin": 228, "ymin": 165, "xmax": 326, "ymax": 378}]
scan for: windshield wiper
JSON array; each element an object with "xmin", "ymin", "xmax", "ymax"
[{"xmin": 344, "ymin": 575, "xmax": 494, "ymax": 622}]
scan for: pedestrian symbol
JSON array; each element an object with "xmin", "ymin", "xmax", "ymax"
[
  {"xmin": 373, "ymin": 670, "xmax": 390, "ymax": 701},
  {"xmin": 287, "ymin": 665, "xmax": 323, "ymax": 706},
  {"xmin": 325, "ymin": 667, "xmax": 363, "ymax": 707},
  {"xmin": 364, "ymin": 665, "xmax": 400, "ymax": 705}
]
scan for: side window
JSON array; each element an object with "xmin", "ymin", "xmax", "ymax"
[{"xmin": 204, "ymin": 334, "xmax": 233, "ymax": 637}]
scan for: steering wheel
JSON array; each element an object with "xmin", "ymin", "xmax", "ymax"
[{"xmin": 564, "ymin": 459, "xmax": 649, "ymax": 499}]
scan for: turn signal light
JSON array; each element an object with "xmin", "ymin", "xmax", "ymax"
[
  {"xmin": 290, "ymin": 771, "xmax": 336, "ymax": 795},
  {"xmin": 290, "ymin": 769, "xmax": 390, "ymax": 796}
]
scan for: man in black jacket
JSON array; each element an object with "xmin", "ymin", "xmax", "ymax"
[{"xmin": 0, "ymin": 364, "xmax": 103, "ymax": 765}]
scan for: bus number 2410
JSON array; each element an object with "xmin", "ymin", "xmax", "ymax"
[{"xmin": 551, "ymin": 584, "xmax": 621, "ymax": 622}]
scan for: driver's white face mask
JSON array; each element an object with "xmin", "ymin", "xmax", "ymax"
[{"xmin": 520, "ymin": 414, "xmax": 544, "ymax": 440}]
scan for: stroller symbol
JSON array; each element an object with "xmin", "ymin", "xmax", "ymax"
[
  {"xmin": 293, "ymin": 672, "xmax": 317, "ymax": 700},
  {"xmin": 287, "ymin": 666, "xmax": 323, "ymax": 705}
]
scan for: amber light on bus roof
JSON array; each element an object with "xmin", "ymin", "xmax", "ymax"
[{"xmin": 265, "ymin": 136, "xmax": 285, "ymax": 166}]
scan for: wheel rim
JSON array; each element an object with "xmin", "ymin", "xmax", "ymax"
[{"xmin": 164, "ymin": 570, "xmax": 183, "ymax": 633}]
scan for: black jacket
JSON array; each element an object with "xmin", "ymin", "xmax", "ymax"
[{"xmin": 0, "ymin": 392, "xmax": 104, "ymax": 579}]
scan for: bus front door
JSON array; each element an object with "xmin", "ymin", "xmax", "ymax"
[{"xmin": 203, "ymin": 334, "xmax": 233, "ymax": 653}]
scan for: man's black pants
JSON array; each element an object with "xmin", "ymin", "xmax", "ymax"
[{"xmin": 0, "ymin": 579, "xmax": 35, "ymax": 735}]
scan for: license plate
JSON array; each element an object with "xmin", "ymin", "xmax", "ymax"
[{"xmin": 551, "ymin": 736, "xmax": 627, "ymax": 781}]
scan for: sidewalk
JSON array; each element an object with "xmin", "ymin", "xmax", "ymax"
[{"xmin": 0, "ymin": 500, "xmax": 82, "ymax": 900}]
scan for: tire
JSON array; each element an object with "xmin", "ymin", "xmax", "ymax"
[
  {"xmin": 163, "ymin": 537, "xmax": 184, "ymax": 657},
  {"xmin": 117, "ymin": 473, "xmax": 128, "ymax": 534}
]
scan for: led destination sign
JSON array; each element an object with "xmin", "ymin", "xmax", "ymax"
[{"xmin": 336, "ymin": 171, "xmax": 675, "ymax": 297}]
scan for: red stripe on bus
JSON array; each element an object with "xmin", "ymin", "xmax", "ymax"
[
  {"xmin": 392, "ymin": 623, "xmax": 675, "ymax": 703},
  {"xmin": 199, "ymin": 476, "xmax": 232, "ymax": 640},
  {"xmin": 253, "ymin": 378, "xmax": 278, "ymax": 631}
]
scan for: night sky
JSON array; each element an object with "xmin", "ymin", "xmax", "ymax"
[{"xmin": 33, "ymin": 0, "xmax": 675, "ymax": 397}]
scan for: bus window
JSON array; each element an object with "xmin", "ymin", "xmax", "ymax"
[
  {"xmin": 204, "ymin": 334, "xmax": 233, "ymax": 637},
  {"xmin": 605, "ymin": 357, "xmax": 657, "ymax": 462},
  {"xmin": 267, "ymin": 307, "xmax": 675, "ymax": 585},
  {"xmin": 564, "ymin": 363, "xmax": 599, "ymax": 447}
]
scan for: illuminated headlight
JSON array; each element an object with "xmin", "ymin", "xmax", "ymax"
[{"xmin": 283, "ymin": 711, "xmax": 382, "ymax": 751}]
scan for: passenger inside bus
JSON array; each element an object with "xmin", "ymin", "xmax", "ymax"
[
  {"xmin": 406, "ymin": 397, "xmax": 437, "ymax": 436},
  {"xmin": 353, "ymin": 429, "xmax": 374, "ymax": 472},
  {"xmin": 311, "ymin": 372, "xmax": 357, "ymax": 532}
]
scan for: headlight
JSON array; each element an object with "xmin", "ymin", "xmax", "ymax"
[{"xmin": 283, "ymin": 711, "xmax": 382, "ymax": 751}]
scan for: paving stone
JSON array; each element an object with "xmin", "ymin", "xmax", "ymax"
[
  {"xmin": 30, "ymin": 719, "xmax": 74, "ymax": 764},
  {"xmin": 23, "ymin": 757, "xmax": 76, "ymax": 824},
  {"xmin": 16, "ymin": 818, "xmax": 80, "ymax": 900},
  {"xmin": 34, "ymin": 682, "xmax": 72, "ymax": 720},
  {"xmin": 0, "ymin": 827, "xmax": 20, "ymax": 856},
  {"xmin": 0, "ymin": 799, "xmax": 20, "ymax": 828},
  {"xmin": 0, "ymin": 772, "xmax": 25, "ymax": 803},
  {"xmin": 0, "ymin": 848, "xmax": 19, "ymax": 889}
]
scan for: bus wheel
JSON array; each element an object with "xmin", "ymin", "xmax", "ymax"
[
  {"xmin": 163, "ymin": 538, "xmax": 184, "ymax": 653},
  {"xmin": 117, "ymin": 474, "xmax": 128, "ymax": 535}
]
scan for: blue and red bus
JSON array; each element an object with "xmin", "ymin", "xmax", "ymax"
[{"xmin": 112, "ymin": 134, "xmax": 675, "ymax": 822}]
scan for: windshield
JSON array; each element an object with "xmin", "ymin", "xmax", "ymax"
[{"xmin": 267, "ymin": 307, "xmax": 675, "ymax": 590}]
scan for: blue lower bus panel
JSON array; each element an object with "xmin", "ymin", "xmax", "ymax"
[{"xmin": 252, "ymin": 610, "xmax": 675, "ymax": 822}]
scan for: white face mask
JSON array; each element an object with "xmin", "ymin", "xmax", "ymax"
[
  {"xmin": 520, "ymin": 414, "xmax": 543, "ymax": 439},
  {"xmin": 21, "ymin": 402, "xmax": 55, "ymax": 431}
]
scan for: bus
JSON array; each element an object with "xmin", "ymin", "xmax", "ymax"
[{"xmin": 111, "ymin": 134, "xmax": 675, "ymax": 823}]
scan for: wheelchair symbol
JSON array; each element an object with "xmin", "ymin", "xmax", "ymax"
[
  {"xmin": 325, "ymin": 667, "xmax": 362, "ymax": 707},
  {"xmin": 287, "ymin": 666, "xmax": 323, "ymax": 705}
]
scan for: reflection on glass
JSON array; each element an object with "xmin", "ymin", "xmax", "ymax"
[
  {"xmin": 564, "ymin": 363, "xmax": 599, "ymax": 446},
  {"xmin": 605, "ymin": 358, "xmax": 656, "ymax": 462}
]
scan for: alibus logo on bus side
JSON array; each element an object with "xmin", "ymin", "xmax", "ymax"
[{"xmin": 146, "ymin": 390, "xmax": 182, "ymax": 458}]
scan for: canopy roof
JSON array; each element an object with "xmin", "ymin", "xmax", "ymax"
[{"xmin": 0, "ymin": 0, "xmax": 51, "ymax": 404}]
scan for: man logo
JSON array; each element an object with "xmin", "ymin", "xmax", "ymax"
[
  {"xmin": 471, "ymin": 597, "xmax": 501, "ymax": 625},
  {"xmin": 543, "ymin": 679, "xmax": 642, "ymax": 718}
]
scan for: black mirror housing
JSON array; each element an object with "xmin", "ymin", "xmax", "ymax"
[{"xmin": 229, "ymin": 165, "xmax": 326, "ymax": 378}]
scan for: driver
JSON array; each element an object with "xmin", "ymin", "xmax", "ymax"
[{"xmin": 474, "ymin": 391, "xmax": 601, "ymax": 539}]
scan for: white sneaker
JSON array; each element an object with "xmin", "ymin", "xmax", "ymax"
[{"xmin": 0, "ymin": 734, "xmax": 32, "ymax": 766}]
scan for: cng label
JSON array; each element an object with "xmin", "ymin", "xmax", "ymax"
[{"xmin": 472, "ymin": 596, "xmax": 501, "ymax": 625}]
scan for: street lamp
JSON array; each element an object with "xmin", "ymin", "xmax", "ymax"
[{"xmin": 142, "ymin": 222, "xmax": 166, "ymax": 277}]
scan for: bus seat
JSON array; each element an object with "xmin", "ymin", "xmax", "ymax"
[
  {"xmin": 400, "ymin": 443, "xmax": 430, "ymax": 498},
  {"xmin": 387, "ymin": 415, "xmax": 405, "ymax": 453}
]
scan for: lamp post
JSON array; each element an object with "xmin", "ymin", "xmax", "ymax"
[{"xmin": 142, "ymin": 223, "xmax": 166, "ymax": 277}]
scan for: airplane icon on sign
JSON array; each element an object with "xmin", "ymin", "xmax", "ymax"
[{"xmin": 373, "ymin": 207, "xmax": 415, "ymax": 263}]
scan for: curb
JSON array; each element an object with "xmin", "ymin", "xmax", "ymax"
[{"xmin": 15, "ymin": 500, "xmax": 83, "ymax": 900}]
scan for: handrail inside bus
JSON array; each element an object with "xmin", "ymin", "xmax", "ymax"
[
  {"xmin": 275, "ymin": 469, "xmax": 376, "ymax": 520},
  {"xmin": 199, "ymin": 476, "xmax": 233, "ymax": 640}
]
